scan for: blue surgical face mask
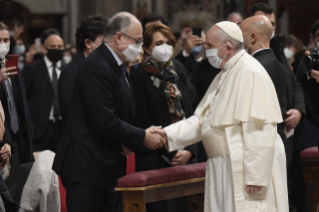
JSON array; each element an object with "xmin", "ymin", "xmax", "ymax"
[{"xmin": 191, "ymin": 45, "xmax": 202, "ymax": 55}]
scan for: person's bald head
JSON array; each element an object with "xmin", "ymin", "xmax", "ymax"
[
  {"xmin": 227, "ymin": 12, "xmax": 243, "ymax": 25},
  {"xmin": 240, "ymin": 15, "xmax": 273, "ymax": 54}
]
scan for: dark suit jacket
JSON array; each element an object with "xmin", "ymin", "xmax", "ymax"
[
  {"xmin": 270, "ymin": 36, "xmax": 306, "ymax": 116},
  {"xmin": 253, "ymin": 49, "xmax": 290, "ymax": 159},
  {"xmin": 253, "ymin": 49, "xmax": 287, "ymax": 117},
  {"xmin": 58, "ymin": 53, "xmax": 86, "ymax": 129},
  {"xmin": 52, "ymin": 44, "xmax": 145, "ymax": 192},
  {"xmin": 22, "ymin": 58, "xmax": 65, "ymax": 140},
  {"xmin": 130, "ymin": 62, "xmax": 197, "ymax": 172},
  {"xmin": 0, "ymin": 68, "xmax": 33, "ymax": 163}
]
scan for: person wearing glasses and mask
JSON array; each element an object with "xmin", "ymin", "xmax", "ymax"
[
  {"xmin": 58, "ymin": 15, "xmax": 107, "ymax": 129},
  {"xmin": 130, "ymin": 22, "xmax": 197, "ymax": 212},
  {"xmin": 53, "ymin": 12, "xmax": 166, "ymax": 212}
]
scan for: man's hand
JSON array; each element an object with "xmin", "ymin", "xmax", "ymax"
[
  {"xmin": 246, "ymin": 185, "xmax": 263, "ymax": 194},
  {"xmin": 121, "ymin": 145, "xmax": 133, "ymax": 156},
  {"xmin": 143, "ymin": 126, "xmax": 166, "ymax": 150},
  {"xmin": 0, "ymin": 144, "xmax": 11, "ymax": 170},
  {"xmin": 184, "ymin": 35, "xmax": 204, "ymax": 55},
  {"xmin": 310, "ymin": 69, "xmax": 319, "ymax": 83},
  {"xmin": 284, "ymin": 109, "xmax": 302, "ymax": 131},
  {"xmin": 171, "ymin": 150, "xmax": 192, "ymax": 166},
  {"xmin": 0, "ymin": 60, "xmax": 18, "ymax": 83}
]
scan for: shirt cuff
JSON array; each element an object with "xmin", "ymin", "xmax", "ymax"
[{"xmin": 182, "ymin": 49, "xmax": 190, "ymax": 57}]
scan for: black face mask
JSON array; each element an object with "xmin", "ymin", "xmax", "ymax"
[{"xmin": 46, "ymin": 49, "xmax": 64, "ymax": 62}]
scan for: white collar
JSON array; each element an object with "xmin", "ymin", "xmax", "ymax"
[
  {"xmin": 44, "ymin": 56, "xmax": 61, "ymax": 68},
  {"xmin": 104, "ymin": 43, "xmax": 123, "ymax": 66},
  {"xmin": 251, "ymin": 48, "xmax": 270, "ymax": 56}
]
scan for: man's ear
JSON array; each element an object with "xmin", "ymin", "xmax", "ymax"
[
  {"xmin": 84, "ymin": 39, "xmax": 91, "ymax": 50},
  {"xmin": 250, "ymin": 33, "xmax": 257, "ymax": 45},
  {"xmin": 114, "ymin": 32, "xmax": 122, "ymax": 44}
]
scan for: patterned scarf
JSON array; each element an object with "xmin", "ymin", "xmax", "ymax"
[{"xmin": 142, "ymin": 54, "xmax": 185, "ymax": 123}]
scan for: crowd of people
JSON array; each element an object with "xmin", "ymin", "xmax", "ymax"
[{"xmin": 0, "ymin": 2, "xmax": 317, "ymax": 212}]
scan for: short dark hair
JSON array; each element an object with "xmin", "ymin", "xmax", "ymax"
[
  {"xmin": 248, "ymin": 3, "xmax": 274, "ymax": 17},
  {"xmin": 40, "ymin": 28, "xmax": 61, "ymax": 45},
  {"xmin": 0, "ymin": 22, "xmax": 9, "ymax": 32},
  {"xmin": 141, "ymin": 13, "xmax": 168, "ymax": 32},
  {"xmin": 76, "ymin": 15, "xmax": 108, "ymax": 52},
  {"xmin": 312, "ymin": 19, "xmax": 319, "ymax": 37}
]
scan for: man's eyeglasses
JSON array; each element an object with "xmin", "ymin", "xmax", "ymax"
[{"xmin": 116, "ymin": 32, "xmax": 143, "ymax": 46}]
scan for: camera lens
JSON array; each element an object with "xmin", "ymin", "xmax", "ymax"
[{"xmin": 8, "ymin": 57, "xmax": 12, "ymax": 60}]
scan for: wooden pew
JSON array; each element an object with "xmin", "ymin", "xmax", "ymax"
[
  {"xmin": 300, "ymin": 146, "xmax": 319, "ymax": 212},
  {"xmin": 116, "ymin": 162, "xmax": 206, "ymax": 212}
]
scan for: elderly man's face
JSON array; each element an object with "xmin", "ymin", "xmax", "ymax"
[
  {"xmin": 116, "ymin": 19, "xmax": 143, "ymax": 52},
  {"xmin": 205, "ymin": 26, "xmax": 227, "ymax": 59}
]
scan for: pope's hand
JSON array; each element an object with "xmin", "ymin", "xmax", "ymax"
[
  {"xmin": 246, "ymin": 185, "xmax": 263, "ymax": 194},
  {"xmin": 150, "ymin": 128, "xmax": 167, "ymax": 138},
  {"xmin": 143, "ymin": 126, "xmax": 166, "ymax": 150}
]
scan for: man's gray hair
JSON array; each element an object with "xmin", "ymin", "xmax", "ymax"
[
  {"xmin": 104, "ymin": 12, "xmax": 136, "ymax": 40},
  {"xmin": 216, "ymin": 28, "xmax": 243, "ymax": 50},
  {"xmin": 227, "ymin": 12, "xmax": 243, "ymax": 21}
]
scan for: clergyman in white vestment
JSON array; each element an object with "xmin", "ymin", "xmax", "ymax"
[{"xmin": 154, "ymin": 21, "xmax": 289, "ymax": 212}]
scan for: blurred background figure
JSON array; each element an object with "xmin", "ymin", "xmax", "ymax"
[
  {"xmin": 23, "ymin": 28, "xmax": 65, "ymax": 153},
  {"xmin": 130, "ymin": 22, "xmax": 196, "ymax": 212},
  {"xmin": 58, "ymin": 14, "xmax": 107, "ymax": 129},
  {"xmin": 227, "ymin": 12, "xmax": 243, "ymax": 25},
  {"xmin": 62, "ymin": 50, "xmax": 72, "ymax": 65}
]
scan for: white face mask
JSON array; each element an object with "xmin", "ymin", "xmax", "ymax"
[
  {"xmin": 243, "ymin": 34, "xmax": 251, "ymax": 53},
  {"xmin": 284, "ymin": 48, "xmax": 294, "ymax": 60},
  {"xmin": 0, "ymin": 44, "xmax": 10, "ymax": 60},
  {"xmin": 271, "ymin": 30, "xmax": 275, "ymax": 39},
  {"xmin": 63, "ymin": 55, "xmax": 72, "ymax": 64},
  {"xmin": 205, "ymin": 43, "xmax": 227, "ymax": 69},
  {"xmin": 122, "ymin": 44, "xmax": 142, "ymax": 61},
  {"xmin": 151, "ymin": 44, "xmax": 173, "ymax": 63}
]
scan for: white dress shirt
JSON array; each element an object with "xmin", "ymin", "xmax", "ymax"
[
  {"xmin": 44, "ymin": 56, "xmax": 62, "ymax": 120},
  {"xmin": 104, "ymin": 43, "xmax": 130, "ymax": 86}
]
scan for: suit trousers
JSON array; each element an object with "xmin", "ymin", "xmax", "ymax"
[
  {"xmin": 33, "ymin": 121, "xmax": 63, "ymax": 153},
  {"xmin": 63, "ymin": 178, "xmax": 122, "ymax": 212}
]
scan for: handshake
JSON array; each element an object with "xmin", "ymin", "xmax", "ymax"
[{"xmin": 143, "ymin": 126, "xmax": 167, "ymax": 150}]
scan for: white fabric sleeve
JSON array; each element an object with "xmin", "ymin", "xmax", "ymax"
[
  {"xmin": 164, "ymin": 115, "xmax": 202, "ymax": 152},
  {"xmin": 242, "ymin": 121, "xmax": 277, "ymax": 187}
]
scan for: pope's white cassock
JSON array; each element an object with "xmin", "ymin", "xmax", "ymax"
[{"xmin": 164, "ymin": 22, "xmax": 289, "ymax": 212}]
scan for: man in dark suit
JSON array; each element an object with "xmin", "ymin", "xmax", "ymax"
[
  {"xmin": 0, "ymin": 22, "xmax": 33, "ymax": 198},
  {"xmin": 249, "ymin": 3, "xmax": 306, "ymax": 136},
  {"xmin": 53, "ymin": 12, "xmax": 166, "ymax": 212},
  {"xmin": 249, "ymin": 4, "xmax": 306, "ymax": 210},
  {"xmin": 241, "ymin": 15, "xmax": 288, "ymax": 154},
  {"xmin": 58, "ymin": 15, "xmax": 107, "ymax": 129},
  {"xmin": 23, "ymin": 29, "xmax": 65, "ymax": 153}
]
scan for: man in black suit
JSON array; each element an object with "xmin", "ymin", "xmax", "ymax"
[
  {"xmin": 241, "ymin": 15, "xmax": 288, "ymax": 153},
  {"xmin": 58, "ymin": 15, "xmax": 107, "ymax": 129},
  {"xmin": 249, "ymin": 3, "xmax": 306, "ymax": 137},
  {"xmin": 23, "ymin": 29, "xmax": 65, "ymax": 153},
  {"xmin": 0, "ymin": 22, "xmax": 33, "ymax": 198},
  {"xmin": 53, "ymin": 12, "xmax": 166, "ymax": 212}
]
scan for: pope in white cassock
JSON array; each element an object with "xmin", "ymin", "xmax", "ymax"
[{"xmin": 153, "ymin": 21, "xmax": 289, "ymax": 211}]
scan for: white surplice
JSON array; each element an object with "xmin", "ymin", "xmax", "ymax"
[{"xmin": 164, "ymin": 50, "xmax": 289, "ymax": 212}]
